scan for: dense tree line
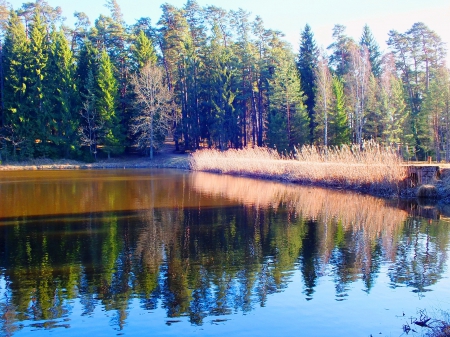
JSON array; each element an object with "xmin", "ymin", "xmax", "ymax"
[{"xmin": 0, "ymin": 0, "xmax": 448, "ymax": 161}]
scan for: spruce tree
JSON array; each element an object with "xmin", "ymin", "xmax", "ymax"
[
  {"xmin": 44, "ymin": 29, "xmax": 78, "ymax": 157},
  {"xmin": 362, "ymin": 74, "xmax": 383, "ymax": 141},
  {"xmin": 297, "ymin": 24, "xmax": 318, "ymax": 143},
  {"xmin": 25, "ymin": 9, "xmax": 49, "ymax": 157},
  {"xmin": 79, "ymin": 69, "xmax": 102, "ymax": 160},
  {"xmin": 91, "ymin": 1, "xmax": 130, "ymax": 148},
  {"xmin": 360, "ymin": 25, "xmax": 382, "ymax": 78},
  {"xmin": 76, "ymin": 40, "xmax": 98, "ymax": 99},
  {"xmin": 131, "ymin": 30, "xmax": 157, "ymax": 71},
  {"xmin": 329, "ymin": 76, "xmax": 350, "ymax": 145},
  {"xmin": 2, "ymin": 10, "xmax": 28, "ymax": 158},
  {"xmin": 268, "ymin": 47, "xmax": 309, "ymax": 152},
  {"xmin": 96, "ymin": 49, "xmax": 123, "ymax": 158},
  {"xmin": 207, "ymin": 30, "xmax": 237, "ymax": 150},
  {"xmin": 231, "ymin": 7, "xmax": 257, "ymax": 148},
  {"xmin": 382, "ymin": 75, "xmax": 408, "ymax": 146}
]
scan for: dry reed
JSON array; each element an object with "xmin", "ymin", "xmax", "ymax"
[{"xmin": 190, "ymin": 142, "xmax": 407, "ymax": 196}]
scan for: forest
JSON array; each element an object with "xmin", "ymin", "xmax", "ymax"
[{"xmin": 0, "ymin": 0, "xmax": 448, "ymax": 161}]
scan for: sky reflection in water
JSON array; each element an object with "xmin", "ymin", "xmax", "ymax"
[{"xmin": 0, "ymin": 169, "xmax": 450, "ymax": 336}]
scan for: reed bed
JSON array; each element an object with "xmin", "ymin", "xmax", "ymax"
[{"xmin": 190, "ymin": 142, "xmax": 408, "ymax": 196}]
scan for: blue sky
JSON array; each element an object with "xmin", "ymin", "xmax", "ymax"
[{"xmin": 7, "ymin": 0, "xmax": 450, "ymax": 63}]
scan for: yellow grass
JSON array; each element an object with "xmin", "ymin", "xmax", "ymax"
[{"xmin": 190, "ymin": 142, "xmax": 408, "ymax": 196}]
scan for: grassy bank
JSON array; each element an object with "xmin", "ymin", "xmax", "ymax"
[
  {"xmin": 190, "ymin": 144, "xmax": 408, "ymax": 197},
  {"xmin": 0, "ymin": 153, "xmax": 190, "ymax": 171}
]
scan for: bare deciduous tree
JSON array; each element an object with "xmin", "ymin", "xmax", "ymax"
[
  {"xmin": 131, "ymin": 64, "xmax": 174, "ymax": 159},
  {"xmin": 79, "ymin": 100, "xmax": 103, "ymax": 160},
  {"xmin": 314, "ymin": 49, "xmax": 333, "ymax": 147},
  {"xmin": 1, "ymin": 125, "xmax": 25, "ymax": 159},
  {"xmin": 346, "ymin": 44, "xmax": 371, "ymax": 147}
]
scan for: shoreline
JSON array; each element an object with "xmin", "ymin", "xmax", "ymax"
[
  {"xmin": 0, "ymin": 153, "xmax": 191, "ymax": 171},
  {"xmin": 2, "ymin": 154, "xmax": 450, "ymax": 203}
]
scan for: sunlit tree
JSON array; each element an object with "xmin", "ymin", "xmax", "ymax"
[{"xmin": 131, "ymin": 64, "xmax": 174, "ymax": 159}]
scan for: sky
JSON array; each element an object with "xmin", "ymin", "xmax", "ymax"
[{"xmin": 7, "ymin": 0, "xmax": 450, "ymax": 63}]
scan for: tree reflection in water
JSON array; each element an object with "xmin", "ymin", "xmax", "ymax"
[{"xmin": 0, "ymin": 170, "xmax": 449, "ymax": 335}]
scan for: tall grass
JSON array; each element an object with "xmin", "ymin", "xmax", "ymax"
[{"xmin": 190, "ymin": 142, "xmax": 408, "ymax": 196}]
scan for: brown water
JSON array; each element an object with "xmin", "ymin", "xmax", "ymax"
[{"xmin": 0, "ymin": 169, "xmax": 449, "ymax": 336}]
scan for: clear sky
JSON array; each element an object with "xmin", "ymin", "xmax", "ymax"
[{"xmin": 7, "ymin": 0, "xmax": 450, "ymax": 63}]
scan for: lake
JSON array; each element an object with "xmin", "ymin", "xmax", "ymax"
[{"xmin": 0, "ymin": 169, "xmax": 449, "ymax": 336}]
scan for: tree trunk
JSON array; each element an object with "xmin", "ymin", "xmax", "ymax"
[{"xmin": 150, "ymin": 123, "xmax": 154, "ymax": 160}]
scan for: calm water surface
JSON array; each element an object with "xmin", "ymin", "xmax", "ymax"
[{"xmin": 1, "ymin": 169, "xmax": 450, "ymax": 336}]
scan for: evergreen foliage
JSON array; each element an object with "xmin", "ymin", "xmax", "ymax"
[
  {"xmin": 297, "ymin": 24, "xmax": 318, "ymax": 143},
  {"xmin": 329, "ymin": 76, "xmax": 349, "ymax": 145},
  {"xmin": 269, "ymin": 46, "xmax": 309, "ymax": 151},
  {"xmin": 360, "ymin": 25, "xmax": 382, "ymax": 77},
  {"xmin": 2, "ymin": 10, "xmax": 28, "ymax": 159},
  {"xmin": 0, "ymin": 2, "xmax": 448, "ymax": 161},
  {"xmin": 96, "ymin": 49, "xmax": 123, "ymax": 158},
  {"xmin": 131, "ymin": 30, "xmax": 157, "ymax": 70}
]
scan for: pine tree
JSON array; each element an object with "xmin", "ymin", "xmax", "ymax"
[
  {"xmin": 328, "ymin": 24, "xmax": 354, "ymax": 77},
  {"xmin": 158, "ymin": 4, "xmax": 191, "ymax": 149},
  {"xmin": 440, "ymin": 68, "xmax": 450, "ymax": 162},
  {"xmin": 421, "ymin": 67, "xmax": 449, "ymax": 161},
  {"xmin": 297, "ymin": 24, "xmax": 318, "ymax": 143},
  {"xmin": 230, "ymin": 7, "xmax": 254, "ymax": 148},
  {"xmin": 251, "ymin": 16, "xmax": 272, "ymax": 147},
  {"xmin": 181, "ymin": 1, "xmax": 207, "ymax": 149},
  {"xmin": 72, "ymin": 11, "xmax": 91, "ymax": 52},
  {"xmin": 388, "ymin": 22, "xmax": 446, "ymax": 159}
]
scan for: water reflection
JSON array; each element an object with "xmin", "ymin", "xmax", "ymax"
[{"xmin": 0, "ymin": 170, "xmax": 449, "ymax": 335}]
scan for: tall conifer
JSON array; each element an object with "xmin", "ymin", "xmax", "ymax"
[
  {"xmin": 131, "ymin": 30, "xmax": 157, "ymax": 71},
  {"xmin": 297, "ymin": 24, "xmax": 318, "ymax": 143},
  {"xmin": 360, "ymin": 25, "xmax": 382, "ymax": 77},
  {"xmin": 44, "ymin": 30, "xmax": 78, "ymax": 157},
  {"xmin": 329, "ymin": 76, "xmax": 350, "ymax": 145},
  {"xmin": 2, "ymin": 10, "xmax": 28, "ymax": 158},
  {"xmin": 96, "ymin": 49, "xmax": 123, "ymax": 157},
  {"xmin": 26, "ymin": 9, "xmax": 49, "ymax": 156},
  {"xmin": 269, "ymin": 47, "xmax": 309, "ymax": 151}
]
